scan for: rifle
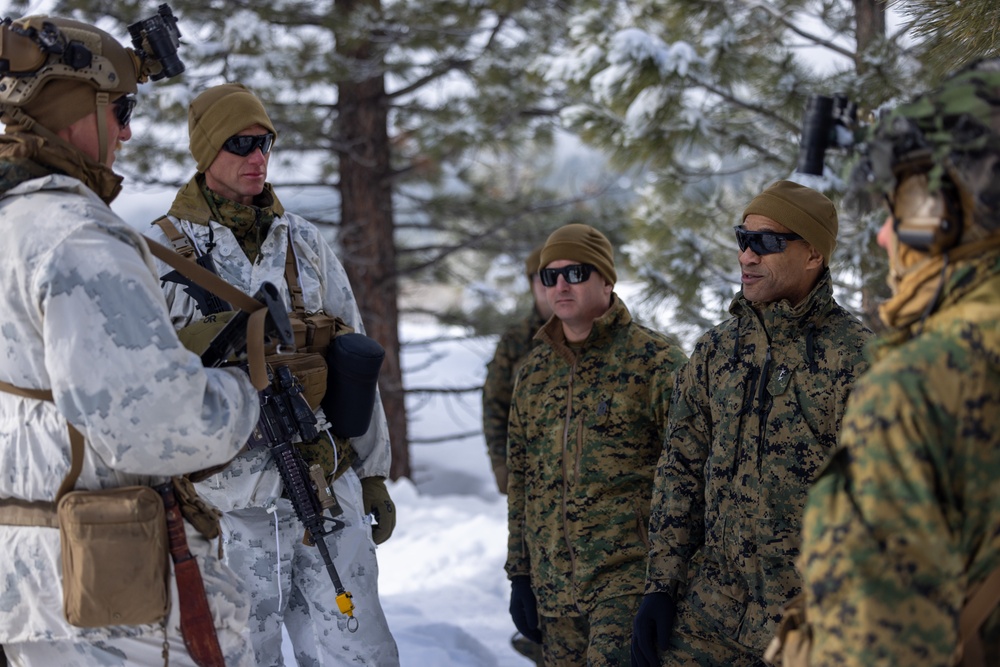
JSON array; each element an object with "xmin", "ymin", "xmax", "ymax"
[
  {"xmin": 161, "ymin": 254, "xmax": 231, "ymax": 315},
  {"xmin": 247, "ymin": 364, "xmax": 358, "ymax": 630}
]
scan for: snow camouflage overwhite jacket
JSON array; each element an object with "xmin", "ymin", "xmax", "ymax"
[
  {"xmin": 0, "ymin": 173, "xmax": 260, "ymax": 643},
  {"xmin": 646, "ymin": 270, "xmax": 871, "ymax": 652},
  {"xmin": 506, "ymin": 295, "xmax": 688, "ymax": 615},
  {"xmin": 145, "ymin": 179, "xmax": 392, "ymax": 513}
]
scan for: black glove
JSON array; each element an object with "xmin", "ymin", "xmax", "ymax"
[
  {"xmin": 509, "ymin": 576, "xmax": 542, "ymax": 644},
  {"xmin": 631, "ymin": 592, "xmax": 677, "ymax": 667}
]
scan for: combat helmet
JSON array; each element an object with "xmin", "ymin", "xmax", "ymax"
[
  {"xmin": 0, "ymin": 6, "xmax": 183, "ymax": 164},
  {"xmin": 857, "ymin": 58, "xmax": 1000, "ymax": 257}
]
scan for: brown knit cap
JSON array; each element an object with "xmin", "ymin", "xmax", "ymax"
[
  {"xmin": 524, "ymin": 244, "xmax": 544, "ymax": 277},
  {"xmin": 742, "ymin": 180, "xmax": 838, "ymax": 265},
  {"xmin": 540, "ymin": 223, "xmax": 617, "ymax": 284},
  {"xmin": 188, "ymin": 83, "xmax": 277, "ymax": 171}
]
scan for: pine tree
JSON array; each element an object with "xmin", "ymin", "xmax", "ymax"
[{"xmin": 540, "ymin": 0, "xmax": 925, "ymax": 335}]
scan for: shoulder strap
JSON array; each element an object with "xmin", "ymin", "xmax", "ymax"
[
  {"xmin": 152, "ymin": 216, "xmax": 196, "ymax": 258},
  {"xmin": 145, "ymin": 237, "xmax": 269, "ymax": 390},
  {"xmin": 958, "ymin": 565, "xmax": 1000, "ymax": 666},
  {"xmin": 284, "ymin": 234, "xmax": 307, "ymax": 316}
]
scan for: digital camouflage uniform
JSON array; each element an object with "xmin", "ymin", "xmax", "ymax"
[
  {"xmin": 0, "ymin": 143, "xmax": 259, "ymax": 665},
  {"xmin": 646, "ymin": 270, "xmax": 870, "ymax": 664},
  {"xmin": 800, "ymin": 59, "xmax": 1000, "ymax": 667},
  {"xmin": 506, "ymin": 295, "xmax": 687, "ymax": 665},
  {"xmin": 482, "ymin": 307, "xmax": 547, "ymax": 488},
  {"xmin": 147, "ymin": 174, "xmax": 399, "ymax": 667}
]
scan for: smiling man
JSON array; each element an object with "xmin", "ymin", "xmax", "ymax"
[
  {"xmin": 505, "ymin": 223, "xmax": 688, "ymax": 666},
  {"xmin": 631, "ymin": 181, "xmax": 871, "ymax": 667}
]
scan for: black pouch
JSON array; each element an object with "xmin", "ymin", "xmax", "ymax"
[{"xmin": 322, "ymin": 333, "xmax": 385, "ymax": 438}]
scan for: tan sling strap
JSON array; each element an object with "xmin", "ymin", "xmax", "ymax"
[
  {"xmin": 153, "ymin": 215, "xmax": 196, "ymax": 258},
  {"xmin": 957, "ymin": 565, "xmax": 1000, "ymax": 666},
  {"xmin": 145, "ymin": 236, "xmax": 270, "ymax": 390},
  {"xmin": 0, "ymin": 380, "xmax": 85, "ymax": 527}
]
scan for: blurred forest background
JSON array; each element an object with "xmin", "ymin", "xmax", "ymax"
[{"xmin": 7, "ymin": 0, "xmax": 999, "ymax": 478}]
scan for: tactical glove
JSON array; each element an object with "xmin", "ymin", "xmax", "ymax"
[
  {"xmin": 360, "ymin": 476, "xmax": 395, "ymax": 545},
  {"xmin": 631, "ymin": 592, "xmax": 677, "ymax": 667},
  {"xmin": 509, "ymin": 575, "xmax": 542, "ymax": 644}
]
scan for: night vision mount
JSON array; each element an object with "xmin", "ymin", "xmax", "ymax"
[
  {"xmin": 0, "ymin": 3, "xmax": 184, "ymax": 108},
  {"xmin": 127, "ymin": 3, "xmax": 184, "ymax": 81},
  {"xmin": 796, "ymin": 93, "xmax": 860, "ymax": 176}
]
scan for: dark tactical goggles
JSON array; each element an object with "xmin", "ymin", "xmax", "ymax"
[
  {"xmin": 734, "ymin": 226, "xmax": 803, "ymax": 255},
  {"xmin": 539, "ymin": 263, "xmax": 595, "ymax": 287},
  {"xmin": 113, "ymin": 94, "xmax": 136, "ymax": 127},
  {"xmin": 222, "ymin": 132, "xmax": 275, "ymax": 157}
]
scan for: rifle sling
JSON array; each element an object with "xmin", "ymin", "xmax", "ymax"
[{"xmin": 146, "ymin": 237, "xmax": 268, "ymax": 390}]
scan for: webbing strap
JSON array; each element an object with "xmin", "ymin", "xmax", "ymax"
[
  {"xmin": 0, "ymin": 380, "xmax": 85, "ymax": 525},
  {"xmin": 145, "ymin": 237, "xmax": 269, "ymax": 390},
  {"xmin": 153, "ymin": 216, "xmax": 195, "ymax": 258},
  {"xmin": 958, "ymin": 565, "xmax": 1000, "ymax": 666},
  {"xmin": 284, "ymin": 235, "xmax": 307, "ymax": 316}
]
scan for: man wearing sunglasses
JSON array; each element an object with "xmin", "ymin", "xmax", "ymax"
[
  {"xmin": 505, "ymin": 223, "xmax": 688, "ymax": 666},
  {"xmin": 0, "ymin": 16, "xmax": 261, "ymax": 667},
  {"xmin": 632, "ymin": 181, "xmax": 871, "ymax": 667},
  {"xmin": 145, "ymin": 83, "xmax": 399, "ymax": 666}
]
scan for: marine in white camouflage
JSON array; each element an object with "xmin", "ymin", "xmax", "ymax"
[
  {"xmin": 146, "ymin": 83, "xmax": 398, "ymax": 666},
  {"xmin": 0, "ymin": 14, "xmax": 259, "ymax": 667}
]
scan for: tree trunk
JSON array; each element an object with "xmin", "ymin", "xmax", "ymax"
[
  {"xmin": 854, "ymin": 0, "xmax": 887, "ymax": 68},
  {"xmin": 335, "ymin": 0, "xmax": 411, "ymax": 480}
]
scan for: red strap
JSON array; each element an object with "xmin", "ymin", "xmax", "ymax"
[{"xmin": 157, "ymin": 481, "xmax": 226, "ymax": 667}]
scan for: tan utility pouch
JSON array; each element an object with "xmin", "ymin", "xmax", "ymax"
[
  {"xmin": 265, "ymin": 351, "xmax": 328, "ymax": 411},
  {"xmin": 58, "ymin": 485, "xmax": 169, "ymax": 627},
  {"xmin": 763, "ymin": 593, "xmax": 811, "ymax": 667}
]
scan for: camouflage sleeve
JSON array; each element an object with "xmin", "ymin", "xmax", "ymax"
[
  {"xmin": 482, "ymin": 329, "xmax": 521, "ymax": 471},
  {"xmin": 504, "ymin": 362, "xmax": 531, "ymax": 579},
  {"xmin": 44, "ymin": 225, "xmax": 258, "ymax": 475},
  {"xmin": 800, "ymin": 353, "xmax": 966, "ymax": 666},
  {"xmin": 646, "ymin": 349, "xmax": 709, "ymax": 594}
]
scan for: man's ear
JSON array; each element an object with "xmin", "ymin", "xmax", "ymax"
[{"xmin": 805, "ymin": 244, "xmax": 825, "ymax": 271}]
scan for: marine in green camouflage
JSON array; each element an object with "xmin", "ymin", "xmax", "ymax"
[
  {"xmin": 482, "ymin": 307, "xmax": 548, "ymax": 490},
  {"xmin": 800, "ymin": 58, "xmax": 1000, "ymax": 667},
  {"xmin": 505, "ymin": 295, "xmax": 687, "ymax": 655},
  {"xmin": 646, "ymin": 269, "xmax": 871, "ymax": 660}
]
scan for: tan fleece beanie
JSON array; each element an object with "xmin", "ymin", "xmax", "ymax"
[
  {"xmin": 188, "ymin": 83, "xmax": 277, "ymax": 172},
  {"xmin": 540, "ymin": 223, "xmax": 617, "ymax": 284},
  {"xmin": 742, "ymin": 180, "xmax": 839, "ymax": 265}
]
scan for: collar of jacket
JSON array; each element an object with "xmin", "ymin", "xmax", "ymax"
[
  {"xmin": 0, "ymin": 132, "xmax": 123, "ymax": 204},
  {"xmin": 879, "ymin": 236, "xmax": 1000, "ymax": 331},
  {"xmin": 167, "ymin": 173, "xmax": 285, "ymax": 225},
  {"xmin": 535, "ymin": 293, "xmax": 630, "ymax": 364},
  {"xmin": 729, "ymin": 268, "xmax": 835, "ymax": 342}
]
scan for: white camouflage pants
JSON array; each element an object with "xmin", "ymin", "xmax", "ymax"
[{"xmin": 223, "ymin": 467, "xmax": 399, "ymax": 666}]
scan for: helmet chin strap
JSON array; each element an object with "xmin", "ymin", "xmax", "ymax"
[{"xmin": 95, "ymin": 91, "xmax": 110, "ymax": 166}]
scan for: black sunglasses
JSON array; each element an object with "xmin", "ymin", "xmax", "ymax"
[
  {"xmin": 539, "ymin": 263, "xmax": 595, "ymax": 287},
  {"xmin": 222, "ymin": 133, "xmax": 275, "ymax": 157},
  {"xmin": 113, "ymin": 95, "xmax": 136, "ymax": 128},
  {"xmin": 734, "ymin": 226, "xmax": 803, "ymax": 256}
]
